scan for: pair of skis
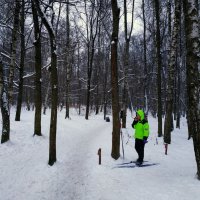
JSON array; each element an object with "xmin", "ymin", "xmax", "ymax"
[{"xmin": 115, "ymin": 160, "xmax": 158, "ymax": 168}]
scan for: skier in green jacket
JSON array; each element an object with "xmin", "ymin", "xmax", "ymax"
[{"xmin": 132, "ymin": 110, "xmax": 149, "ymax": 165}]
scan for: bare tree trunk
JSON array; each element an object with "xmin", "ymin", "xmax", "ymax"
[
  {"xmin": 154, "ymin": 0, "xmax": 163, "ymax": 137},
  {"xmin": 33, "ymin": 0, "xmax": 58, "ymax": 166},
  {"xmin": 26, "ymin": 87, "xmax": 31, "ymax": 111},
  {"xmin": 15, "ymin": 0, "xmax": 25, "ymax": 121},
  {"xmin": 0, "ymin": 61, "xmax": 10, "ymax": 143},
  {"xmin": 111, "ymin": 0, "xmax": 120, "ymax": 160},
  {"xmin": 122, "ymin": 0, "xmax": 134, "ymax": 128},
  {"xmin": 142, "ymin": 0, "xmax": 148, "ymax": 113},
  {"xmin": 95, "ymin": 26, "xmax": 101, "ymax": 115},
  {"xmin": 31, "ymin": 0, "xmax": 42, "ymax": 136},
  {"xmin": 103, "ymin": 49, "xmax": 108, "ymax": 120},
  {"xmin": 164, "ymin": 0, "xmax": 181, "ymax": 145},
  {"xmin": 65, "ymin": 0, "xmax": 71, "ymax": 119},
  {"xmin": 43, "ymin": 77, "xmax": 50, "ymax": 115},
  {"xmin": 77, "ymin": 41, "xmax": 81, "ymax": 115},
  {"xmin": 8, "ymin": 0, "xmax": 20, "ymax": 103},
  {"xmin": 176, "ymin": 22, "xmax": 182, "ymax": 129},
  {"xmin": 184, "ymin": 0, "xmax": 200, "ymax": 180},
  {"xmin": 85, "ymin": 42, "xmax": 93, "ymax": 120},
  {"xmin": 85, "ymin": 1, "xmax": 100, "ymax": 120}
]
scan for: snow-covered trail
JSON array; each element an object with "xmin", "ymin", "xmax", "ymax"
[
  {"xmin": 52, "ymin": 114, "xmax": 112, "ymax": 200},
  {"xmin": 1, "ymin": 109, "xmax": 200, "ymax": 200},
  {"xmin": 0, "ymin": 109, "xmax": 113, "ymax": 200}
]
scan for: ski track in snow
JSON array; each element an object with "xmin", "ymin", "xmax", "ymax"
[{"xmin": 53, "ymin": 117, "xmax": 111, "ymax": 200}]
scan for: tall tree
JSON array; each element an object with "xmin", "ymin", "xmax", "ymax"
[
  {"xmin": 31, "ymin": 0, "xmax": 42, "ymax": 135},
  {"xmin": 0, "ymin": 61, "xmax": 10, "ymax": 143},
  {"xmin": 154, "ymin": 0, "xmax": 163, "ymax": 137},
  {"xmin": 164, "ymin": 0, "xmax": 181, "ymax": 147},
  {"xmin": 65, "ymin": 0, "xmax": 71, "ymax": 119},
  {"xmin": 111, "ymin": 0, "xmax": 120, "ymax": 160},
  {"xmin": 142, "ymin": 0, "xmax": 148, "ymax": 113},
  {"xmin": 15, "ymin": 0, "xmax": 25, "ymax": 121},
  {"xmin": 33, "ymin": 0, "xmax": 58, "ymax": 166},
  {"xmin": 184, "ymin": 0, "xmax": 200, "ymax": 180},
  {"xmin": 84, "ymin": 0, "xmax": 100, "ymax": 120},
  {"xmin": 121, "ymin": 0, "xmax": 134, "ymax": 128},
  {"xmin": 8, "ymin": 0, "xmax": 20, "ymax": 103}
]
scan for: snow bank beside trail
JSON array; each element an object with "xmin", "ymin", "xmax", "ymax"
[{"xmin": 0, "ymin": 108, "xmax": 200, "ymax": 200}]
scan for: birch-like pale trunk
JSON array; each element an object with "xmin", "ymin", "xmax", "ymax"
[
  {"xmin": 184, "ymin": 0, "xmax": 200, "ymax": 180},
  {"xmin": 164, "ymin": 0, "xmax": 181, "ymax": 145},
  {"xmin": 0, "ymin": 61, "xmax": 10, "ymax": 143},
  {"xmin": 43, "ymin": 76, "xmax": 51, "ymax": 115}
]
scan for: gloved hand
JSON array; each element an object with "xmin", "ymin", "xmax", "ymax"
[
  {"xmin": 143, "ymin": 136, "xmax": 148, "ymax": 144},
  {"xmin": 143, "ymin": 139, "xmax": 148, "ymax": 144}
]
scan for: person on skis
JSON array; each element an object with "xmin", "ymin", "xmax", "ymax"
[{"xmin": 132, "ymin": 110, "xmax": 149, "ymax": 165}]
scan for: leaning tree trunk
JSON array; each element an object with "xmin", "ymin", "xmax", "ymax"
[
  {"xmin": 154, "ymin": 0, "xmax": 163, "ymax": 137},
  {"xmin": 8, "ymin": 0, "xmax": 20, "ymax": 103},
  {"xmin": 32, "ymin": 0, "xmax": 42, "ymax": 136},
  {"xmin": 184, "ymin": 0, "xmax": 200, "ymax": 180},
  {"xmin": 111, "ymin": 0, "xmax": 120, "ymax": 160},
  {"xmin": 164, "ymin": 0, "xmax": 181, "ymax": 146},
  {"xmin": 15, "ymin": 0, "xmax": 25, "ymax": 121},
  {"xmin": 0, "ymin": 61, "xmax": 10, "ymax": 143},
  {"xmin": 33, "ymin": 0, "xmax": 58, "ymax": 166}
]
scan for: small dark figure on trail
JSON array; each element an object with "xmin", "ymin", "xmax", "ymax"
[{"xmin": 132, "ymin": 110, "xmax": 150, "ymax": 166}]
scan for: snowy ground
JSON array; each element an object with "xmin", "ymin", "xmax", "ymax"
[{"xmin": 0, "ymin": 108, "xmax": 200, "ymax": 200}]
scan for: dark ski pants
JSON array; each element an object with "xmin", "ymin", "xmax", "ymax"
[{"xmin": 135, "ymin": 138, "xmax": 144, "ymax": 162}]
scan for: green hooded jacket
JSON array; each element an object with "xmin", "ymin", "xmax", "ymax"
[
  {"xmin": 143, "ymin": 121, "xmax": 149, "ymax": 137},
  {"xmin": 132, "ymin": 110, "xmax": 145, "ymax": 140}
]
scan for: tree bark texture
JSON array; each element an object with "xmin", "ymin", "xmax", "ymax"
[
  {"xmin": 65, "ymin": 0, "xmax": 71, "ymax": 119},
  {"xmin": 33, "ymin": 0, "xmax": 58, "ymax": 166},
  {"xmin": 154, "ymin": 0, "xmax": 163, "ymax": 137},
  {"xmin": 164, "ymin": 0, "xmax": 181, "ymax": 145},
  {"xmin": 0, "ymin": 61, "xmax": 10, "ymax": 143},
  {"xmin": 15, "ymin": 0, "xmax": 25, "ymax": 122},
  {"xmin": 142, "ymin": 0, "xmax": 148, "ymax": 113},
  {"xmin": 111, "ymin": 0, "xmax": 120, "ymax": 160},
  {"xmin": 184, "ymin": 0, "xmax": 200, "ymax": 180},
  {"xmin": 122, "ymin": 0, "xmax": 134, "ymax": 128},
  {"xmin": 8, "ymin": 0, "xmax": 20, "ymax": 103},
  {"xmin": 32, "ymin": 0, "xmax": 42, "ymax": 136},
  {"xmin": 85, "ymin": 1, "xmax": 100, "ymax": 120}
]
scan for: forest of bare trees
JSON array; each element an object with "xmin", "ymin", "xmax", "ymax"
[{"xmin": 0, "ymin": 0, "xmax": 200, "ymax": 179}]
